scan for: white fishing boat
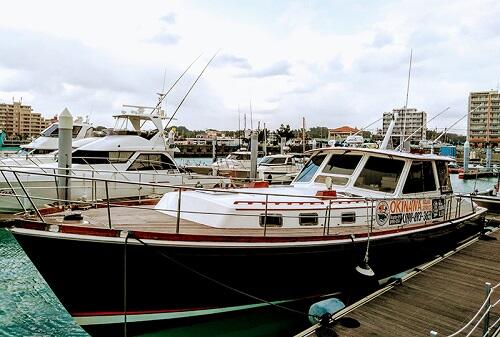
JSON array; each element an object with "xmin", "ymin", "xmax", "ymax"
[{"xmin": 0, "ymin": 110, "xmax": 229, "ymax": 212}]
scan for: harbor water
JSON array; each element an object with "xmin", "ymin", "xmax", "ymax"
[{"xmin": 0, "ymin": 174, "xmax": 496, "ymax": 336}]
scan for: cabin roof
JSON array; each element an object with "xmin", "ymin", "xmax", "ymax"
[{"xmin": 305, "ymin": 146, "xmax": 453, "ymax": 161}]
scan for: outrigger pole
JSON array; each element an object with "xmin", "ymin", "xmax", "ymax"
[
  {"xmin": 394, "ymin": 106, "xmax": 450, "ymax": 151},
  {"xmin": 165, "ymin": 50, "xmax": 220, "ymax": 129}
]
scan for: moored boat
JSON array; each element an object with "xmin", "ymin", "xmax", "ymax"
[{"xmin": 5, "ymin": 145, "xmax": 487, "ymax": 334}]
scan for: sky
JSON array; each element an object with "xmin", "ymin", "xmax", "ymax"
[{"xmin": 1, "ymin": 0, "xmax": 499, "ymax": 134}]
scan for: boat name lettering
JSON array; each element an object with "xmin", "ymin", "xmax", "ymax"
[
  {"xmin": 389, "ymin": 199, "xmax": 432, "ymax": 213},
  {"xmin": 377, "ymin": 198, "xmax": 443, "ymax": 226}
]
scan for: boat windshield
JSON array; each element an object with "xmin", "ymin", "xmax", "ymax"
[
  {"xmin": 259, "ymin": 157, "xmax": 287, "ymax": 166},
  {"xmin": 322, "ymin": 153, "xmax": 362, "ymax": 175},
  {"xmin": 40, "ymin": 124, "xmax": 82, "ymax": 138},
  {"xmin": 228, "ymin": 153, "xmax": 250, "ymax": 161},
  {"xmin": 354, "ymin": 156, "xmax": 405, "ymax": 193},
  {"xmin": 295, "ymin": 153, "xmax": 327, "ymax": 183}
]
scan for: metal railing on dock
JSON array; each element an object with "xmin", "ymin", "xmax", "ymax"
[{"xmin": 430, "ymin": 282, "xmax": 499, "ymax": 337}]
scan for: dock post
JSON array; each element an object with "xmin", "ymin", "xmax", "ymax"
[
  {"xmin": 212, "ymin": 136, "xmax": 217, "ymax": 163},
  {"xmin": 463, "ymin": 140, "xmax": 470, "ymax": 172},
  {"xmin": 58, "ymin": 108, "xmax": 73, "ymax": 205},
  {"xmin": 430, "ymin": 331, "xmax": 438, "ymax": 336},
  {"xmin": 250, "ymin": 132, "xmax": 258, "ymax": 180},
  {"xmin": 483, "ymin": 282, "xmax": 491, "ymax": 337},
  {"xmin": 486, "ymin": 145, "xmax": 492, "ymax": 170},
  {"xmin": 280, "ymin": 137, "xmax": 286, "ymax": 155},
  {"xmin": 176, "ymin": 188, "xmax": 182, "ymax": 234}
]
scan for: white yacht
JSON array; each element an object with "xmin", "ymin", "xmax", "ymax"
[
  {"xmin": 257, "ymin": 153, "xmax": 307, "ymax": 184},
  {"xmin": 0, "ymin": 117, "xmax": 98, "ymax": 167},
  {"xmin": 0, "ymin": 111, "xmax": 229, "ymax": 212}
]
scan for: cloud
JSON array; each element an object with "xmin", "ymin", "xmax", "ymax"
[
  {"xmin": 160, "ymin": 13, "xmax": 176, "ymax": 24},
  {"xmin": 150, "ymin": 32, "xmax": 180, "ymax": 45},
  {"xmin": 371, "ymin": 31, "xmax": 393, "ymax": 48},
  {"xmin": 238, "ymin": 61, "xmax": 291, "ymax": 78},
  {"xmin": 213, "ymin": 53, "xmax": 252, "ymax": 69}
]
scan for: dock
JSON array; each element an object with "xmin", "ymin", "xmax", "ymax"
[{"xmin": 296, "ymin": 225, "xmax": 500, "ymax": 337}]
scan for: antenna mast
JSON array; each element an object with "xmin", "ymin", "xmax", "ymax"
[{"xmin": 401, "ymin": 49, "xmax": 413, "ymax": 150}]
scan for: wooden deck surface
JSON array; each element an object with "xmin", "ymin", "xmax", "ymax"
[
  {"xmin": 43, "ymin": 205, "xmax": 361, "ymax": 237},
  {"xmin": 303, "ymin": 228, "xmax": 500, "ymax": 337}
]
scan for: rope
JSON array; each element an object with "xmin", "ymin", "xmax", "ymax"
[
  {"xmin": 485, "ymin": 316, "xmax": 500, "ymax": 336},
  {"xmin": 464, "ymin": 304, "xmax": 491, "ymax": 337},
  {"xmin": 446, "ymin": 283, "xmax": 498, "ymax": 337},
  {"xmin": 131, "ymin": 235, "xmax": 321, "ymax": 321}
]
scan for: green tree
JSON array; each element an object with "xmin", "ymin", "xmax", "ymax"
[
  {"xmin": 276, "ymin": 124, "xmax": 295, "ymax": 141},
  {"xmin": 309, "ymin": 126, "xmax": 329, "ymax": 139}
]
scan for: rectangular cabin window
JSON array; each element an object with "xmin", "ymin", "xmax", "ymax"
[
  {"xmin": 354, "ymin": 156, "xmax": 405, "ymax": 193},
  {"xmin": 435, "ymin": 161, "xmax": 453, "ymax": 194},
  {"xmin": 295, "ymin": 153, "xmax": 327, "ymax": 183},
  {"xmin": 403, "ymin": 161, "xmax": 436, "ymax": 194},
  {"xmin": 299, "ymin": 213, "xmax": 318, "ymax": 226},
  {"xmin": 341, "ymin": 212, "xmax": 356, "ymax": 224},
  {"xmin": 259, "ymin": 214, "xmax": 283, "ymax": 227},
  {"xmin": 322, "ymin": 153, "xmax": 363, "ymax": 175}
]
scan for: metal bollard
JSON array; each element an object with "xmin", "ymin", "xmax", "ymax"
[{"xmin": 483, "ymin": 282, "xmax": 491, "ymax": 337}]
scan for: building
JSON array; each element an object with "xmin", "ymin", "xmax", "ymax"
[
  {"xmin": 0, "ymin": 100, "xmax": 53, "ymax": 139},
  {"xmin": 328, "ymin": 125, "xmax": 359, "ymax": 141},
  {"xmin": 382, "ymin": 108, "xmax": 427, "ymax": 144},
  {"xmin": 468, "ymin": 90, "xmax": 500, "ymax": 147}
]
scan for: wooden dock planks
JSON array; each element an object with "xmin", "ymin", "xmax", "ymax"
[{"xmin": 306, "ymin": 229, "xmax": 500, "ymax": 337}]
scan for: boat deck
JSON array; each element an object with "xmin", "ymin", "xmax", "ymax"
[
  {"xmin": 296, "ymin": 225, "xmax": 500, "ymax": 337},
  {"xmin": 40, "ymin": 204, "xmax": 365, "ymax": 237}
]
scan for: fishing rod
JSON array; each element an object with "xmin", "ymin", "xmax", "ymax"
[
  {"xmin": 151, "ymin": 53, "xmax": 203, "ymax": 115},
  {"xmin": 433, "ymin": 103, "xmax": 484, "ymax": 144},
  {"xmin": 353, "ymin": 117, "xmax": 383, "ymax": 136},
  {"xmin": 165, "ymin": 50, "xmax": 220, "ymax": 129},
  {"xmin": 136, "ymin": 54, "xmax": 203, "ymax": 130},
  {"xmin": 394, "ymin": 106, "xmax": 450, "ymax": 151}
]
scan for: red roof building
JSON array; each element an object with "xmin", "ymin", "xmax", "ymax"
[{"xmin": 328, "ymin": 125, "xmax": 359, "ymax": 141}]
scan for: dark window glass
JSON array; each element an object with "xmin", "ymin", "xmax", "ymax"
[
  {"xmin": 354, "ymin": 156, "xmax": 404, "ymax": 193},
  {"xmin": 435, "ymin": 161, "xmax": 453, "ymax": 194},
  {"xmin": 322, "ymin": 154, "xmax": 362, "ymax": 175},
  {"xmin": 72, "ymin": 126, "xmax": 82, "ymax": 138},
  {"xmin": 341, "ymin": 212, "xmax": 356, "ymax": 224},
  {"xmin": 127, "ymin": 153, "xmax": 177, "ymax": 171},
  {"xmin": 260, "ymin": 157, "xmax": 287, "ymax": 165},
  {"xmin": 72, "ymin": 150, "xmax": 133, "ymax": 164},
  {"xmin": 403, "ymin": 161, "xmax": 436, "ymax": 194},
  {"xmin": 41, "ymin": 124, "xmax": 59, "ymax": 137},
  {"xmin": 295, "ymin": 153, "xmax": 327, "ymax": 182},
  {"xmin": 299, "ymin": 213, "xmax": 318, "ymax": 226},
  {"xmin": 259, "ymin": 214, "xmax": 283, "ymax": 227}
]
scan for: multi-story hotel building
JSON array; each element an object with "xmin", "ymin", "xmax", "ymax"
[
  {"xmin": 0, "ymin": 100, "xmax": 53, "ymax": 139},
  {"xmin": 468, "ymin": 90, "xmax": 500, "ymax": 147},
  {"xmin": 382, "ymin": 107, "xmax": 427, "ymax": 143}
]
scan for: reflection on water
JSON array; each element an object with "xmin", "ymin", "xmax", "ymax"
[{"xmin": 0, "ymin": 229, "xmax": 88, "ymax": 337}]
